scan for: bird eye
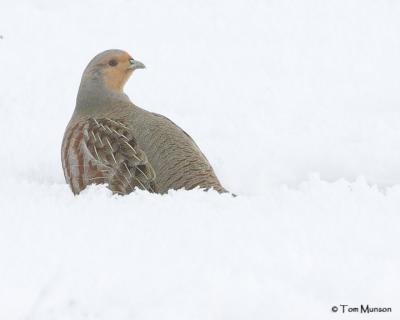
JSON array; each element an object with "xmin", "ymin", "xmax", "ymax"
[{"xmin": 108, "ymin": 59, "xmax": 118, "ymax": 67}]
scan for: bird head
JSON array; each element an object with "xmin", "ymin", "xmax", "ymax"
[{"xmin": 82, "ymin": 49, "xmax": 145, "ymax": 93}]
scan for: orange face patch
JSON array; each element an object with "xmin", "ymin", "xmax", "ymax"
[{"xmin": 101, "ymin": 52, "xmax": 134, "ymax": 92}]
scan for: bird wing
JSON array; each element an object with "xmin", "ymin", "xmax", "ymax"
[
  {"xmin": 62, "ymin": 117, "xmax": 156, "ymax": 195},
  {"xmin": 151, "ymin": 112, "xmax": 210, "ymax": 161},
  {"xmin": 151, "ymin": 112, "xmax": 194, "ymax": 141}
]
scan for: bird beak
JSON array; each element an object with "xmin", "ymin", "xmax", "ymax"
[{"xmin": 129, "ymin": 58, "xmax": 146, "ymax": 70}]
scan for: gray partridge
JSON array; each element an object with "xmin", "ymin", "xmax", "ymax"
[{"xmin": 61, "ymin": 49, "xmax": 227, "ymax": 195}]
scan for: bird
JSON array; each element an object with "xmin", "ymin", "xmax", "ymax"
[{"xmin": 61, "ymin": 49, "xmax": 227, "ymax": 195}]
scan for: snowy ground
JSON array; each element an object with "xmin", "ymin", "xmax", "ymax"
[{"xmin": 1, "ymin": 0, "xmax": 400, "ymax": 319}]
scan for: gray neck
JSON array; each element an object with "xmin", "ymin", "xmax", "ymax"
[{"xmin": 74, "ymin": 73, "xmax": 130, "ymax": 117}]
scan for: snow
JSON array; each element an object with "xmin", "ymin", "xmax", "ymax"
[{"xmin": 1, "ymin": 0, "xmax": 400, "ymax": 318}]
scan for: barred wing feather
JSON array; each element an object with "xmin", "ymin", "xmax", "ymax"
[{"xmin": 62, "ymin": 118, "xmax": 156, "ymax": 195}]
